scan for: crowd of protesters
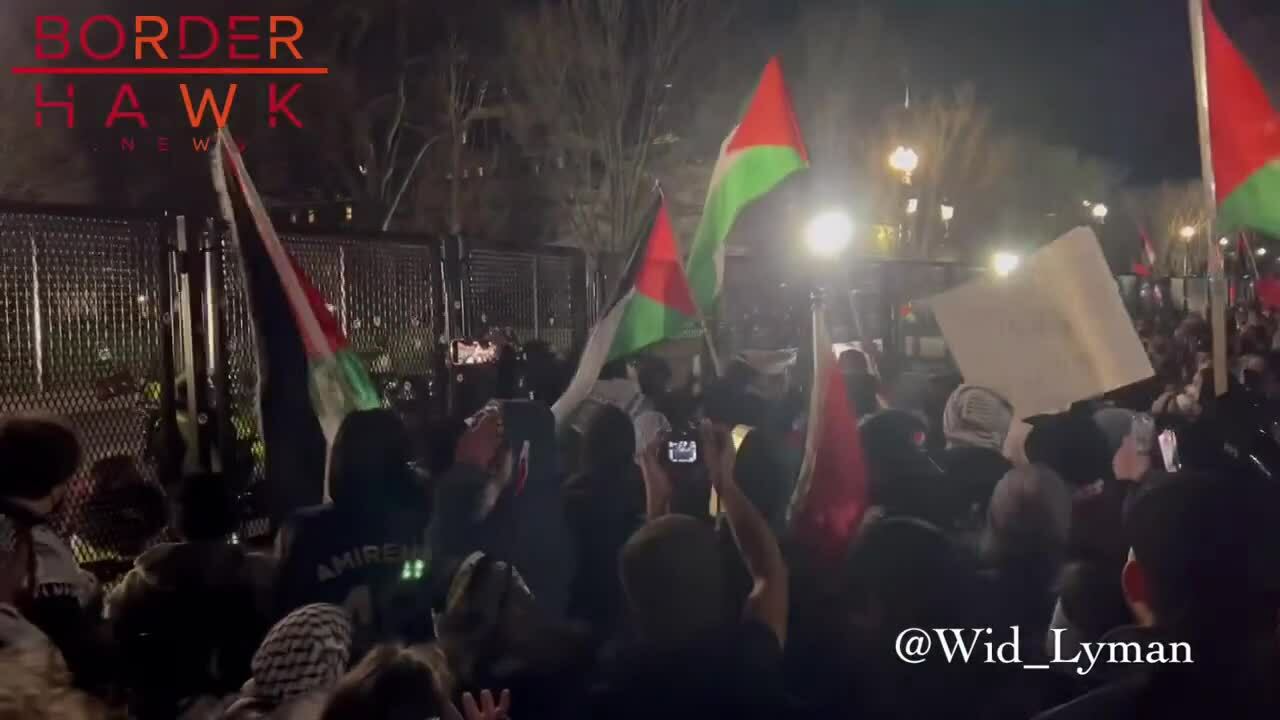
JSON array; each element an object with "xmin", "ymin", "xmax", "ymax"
[{"xmin": 4, "ymin": 300, "xmax": 1280, "ymax": 720}]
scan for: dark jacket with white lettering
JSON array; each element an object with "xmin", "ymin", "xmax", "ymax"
[
  {"xmin": 273, "ymin": 503, "xmax": 431, "ymax": 638},
  {"xmin": 432, "ymin": 401, "xmax": 574, "ymax": 618}
]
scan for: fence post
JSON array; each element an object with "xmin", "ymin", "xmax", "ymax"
[
  {"xmin": 174, "ymin": 214, "xmax": 214, "ymax": 473},
  {"xmin": 532, "ymin": 255, "xmax": 541, "ymax": 340},
  {"xmin": 570, "ymin": 250, "xmax": 589, "ymax": 359},
  {"xmin": 155, "ymin": 214, "xmax": 181, "ymax": 486},
  {"xmin": 205, "ymin": 218, "xmax": 236, "ymax": 482}
]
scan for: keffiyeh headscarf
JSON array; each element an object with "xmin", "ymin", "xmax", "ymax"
[
  {"xmin": 943, "ymin": 385, "xmax": 1013, "ymax": 452},
  {"xmin": 248, "ymin": 603, "xmax": 352, "ymax": 702}
]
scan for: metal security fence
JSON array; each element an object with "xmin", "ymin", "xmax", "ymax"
[
  {"xmin": 0, "ymin": 208, "xmax": 173, "ymax": 558},
  {"xmin": 463, "ymin": 247, "xmax": 585, "ymax": 356},
  {"xmin": 2, "ymin": 202, "xmax": 588, "ymax": 557}
]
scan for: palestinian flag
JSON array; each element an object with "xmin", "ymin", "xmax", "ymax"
[
  {"xmin": 1203, "ymin": 0, "xmax": 1280, "ymax": 238},
  {"xmin": 212, "ymin": 128, "xmax": 379, "ymax": 511},
  {"xmin": 685, "ymin": 57, "xmax": 809, "ymax": 317},
  {"xmin": 551, "ymin": 195, "xmax": 697, "ymax": 425},
  {"xmin": 787, "ymin": 304, "xmax": 869, "ymax": 569},
  {"xmin": 1133, "ymin": 225, "xmax": 1157, "ymax": 277}
]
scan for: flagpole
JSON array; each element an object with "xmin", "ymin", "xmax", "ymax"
[{"xmin": 1189, "ymin": 0, "xmax": 1229, "ymax": 396}]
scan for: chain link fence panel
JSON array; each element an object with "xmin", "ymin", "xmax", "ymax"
[{"xmin": 0, "ymin": 209, "xmax": 168, "ymax": 563}]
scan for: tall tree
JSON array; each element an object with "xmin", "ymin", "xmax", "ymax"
[
  {"xmin": 1124, "ymin": 181, "xmax": 1212, "ymax": 276},
  {"xmin": 875, "ymin": 85, "xmax": 1014, "ymax": 259},
  {"xmin": 503, "ymin": 0, "xmax": 709, "ymax": 261}
]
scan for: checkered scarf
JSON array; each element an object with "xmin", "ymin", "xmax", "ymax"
[{"xmin": 249, "ymin": 603, "xmax": 352, "ymax": 702}]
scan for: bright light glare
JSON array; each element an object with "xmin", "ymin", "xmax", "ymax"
[
  {"xmin": 1258, "ymin": 247, "xmax": 1268, "ymax": 257},
  {"xmin": 940, "ymin": 204, "xmax": 955, "ymax": 222},
  {"xmin": 993, "ymin": 252, "xmax": 1021, "ymax": 277},
  {"xmin": 805, "ymin": 211, "xmax": 854, "ymax": 259},
  {"xmin": 888, "ymin": 146, "xmax": 920, "ymax": 174},
  {"xmin": 906, "ymin": 198, "xmax": 919, "ymax": 215},
  {"xmin": 1179, "ymin": 225, "xmax": 1196, "ymax": 240},
  {"xmin": 1219, "ymin": 237, "xmax": 1230, "ymax": 246},
  {"xmin": 1091, "ymin": 203, "xmax": 1109, "ymax": 220}
]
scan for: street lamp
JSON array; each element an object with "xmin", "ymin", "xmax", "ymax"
[
  {"xmin": 1091, "ymin": 203, "xmax": 1109, "ymax": 222},
  {"xmin": 993, "ymin": 251, "xmax": 1021, "ymax": 277},
  {"xmin": 1180, "ymin": 225, "xmax": 1196, "ymax": 240},
  {"xmin": 804, "ymin": 210, "xmax": 854, "ymax": 260},
  {"xmin": 1257, "ymin": 247, "xmax": 1268, "ymax": 257},
  {"xmin": 1219, "ymin": 237, "xmax": 1230, "ymax": 246},
  {"xmin": 888, "ymin": 146, "xmax": 920, "ymax": 183}
]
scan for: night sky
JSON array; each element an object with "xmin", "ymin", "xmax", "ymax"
[{"xmin": 761, "ymin": 0, "xmax": 1280, "ymax": 183}]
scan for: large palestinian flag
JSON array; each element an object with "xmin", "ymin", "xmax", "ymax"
[
  {"xmin": 551, "ymin": 195, "xmax": 697, "ymax": 425},
  {"xmin": 212, "ymin": 128, "xmax": 379, "ymax": 511},
  {"xmin": 1203, "ymin": 0, "xmax": 1280, "ymax": 238},
  {"xmin": 788, "ymin": 304, "xmax": 869, "ymax": 569},
  {"xmin": 685, "ymin": 57, "xmax": 809, "ymax": 317}
]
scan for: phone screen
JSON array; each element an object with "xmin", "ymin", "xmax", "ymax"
[
  {"xmin": 451, "ymin": 340, "xmax": 499, "ymax": 366},
  {"xmin": 667, "ymin": 439, "xmax": 698, "ymax": 463}
]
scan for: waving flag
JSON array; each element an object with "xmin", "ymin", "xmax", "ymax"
[
  {"xmin": 1203, "ymin": 0, "xmax": 1280, "ymax": 238},
  {"xmin": 685, "ymin": 57, "xmax": 809, "ymax": 318},
  {"xmin": 212, "ymin": 129, "xmax": 378, "ymax": 510},
  {"xmin": 788, "ymin": 305, "xmax": 870, "ymax": 568},
  {"xmin": 552, "ymin": 195, "xmax": 697, "ymax": 425}
]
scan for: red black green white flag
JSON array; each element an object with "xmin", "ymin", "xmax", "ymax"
[
  {"xmin": 1203, "ymin": 0, "xmax": 1280, "ymax": 238},
  {"xmin": 685, "ymin": 57, "xmax": 810, "ymax": 318},
  {"xmin": 212, "ymin": 128, "xmax": 379, "ymax": 508},
  {"xmin": 788, "ymin": 304, "xmax": 869, "ymax": 569},
  {"xmin": 552, "ymin": 195, "xmax": 698, "ymax": 425}
]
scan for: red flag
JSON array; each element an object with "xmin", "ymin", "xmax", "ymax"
[
  {"xmin": 789, "ymin": 307, "xmax": 869, "ymax": 567},
  {"xmin": 1257, "ymin": 278, "xmax": 1280, "ymax": 309}
]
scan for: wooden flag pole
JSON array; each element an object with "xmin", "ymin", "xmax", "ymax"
[{"xmin": 1189, "ymin": 0, "xmax": 1229, "ymax": 397}]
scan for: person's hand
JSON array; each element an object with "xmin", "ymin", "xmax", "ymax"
[
  {"xmin": 699, "ymin": 420, "xmax": 736, "ymax": 492},
  {"xmin": 445, "ymin": 689, "xmax": 511, "ymax": 720},
  {"xmin": 456, "ymin": 410, "xmax": 504, "ymax": 470},
  {"xmin": 0, "ymin": 530, "xmax": 32, "ymax": 607},
  {"xmin": 637, "ymin": 438, "xmax": 673, "ymax": 505},
  {"xmin": 1113, "ymin": 433, "xmax": 1152, "ymax": 483}
]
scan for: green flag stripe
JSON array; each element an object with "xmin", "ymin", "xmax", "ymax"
[
  {"xmin": 1219, "ymin": 160, "xmax": 1280, "ymax": 239},
  {"xmin": 687, "ymin": 145, "xmax": 808, "ymax": 313},
  {"xmin": 607, "ymin": 291, "xmax": 697, "ymax": 362}
]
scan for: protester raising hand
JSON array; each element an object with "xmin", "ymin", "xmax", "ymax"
[
  {"xmin": 1112, "ymin": 433, "xmax": 1152, "ymax": 483},
  {"xmin": 445, "ymin": 689, "xmax": 512, "ymax": 720},
  {"xmin": 698, "ymin": 420, "xmax": 737, "ymax": 492},
  {"xmin": 699, "ymin": 420, "xmax": 789, "ymax": 647},
  {"xmin": 456, "ymin": 409, "xmax": 505, "ymax": 470},
  {"xmin": 637, "ymin": 437, "xmax": 673, "ymax": 520}
]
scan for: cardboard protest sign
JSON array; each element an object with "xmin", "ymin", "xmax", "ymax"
[{"xmin": 929, "ymin": 227, "xmax": 1153, "ymax": 417}]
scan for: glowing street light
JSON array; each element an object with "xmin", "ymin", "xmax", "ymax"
[
  {"xmin": 1257, "ymin": 247, "xmax": 1268, "ymax": 257},
  {"xmin": 1219, "ymin": 237, "xmax": 1230, "ymax": 246},
  {"xmin": 992, "ymin": 252, "xmax": 1021, "ymax": 277},
  {"xmin": 805, "ymin": 210, "xmax": 854, "ymax": 260},
  {"xmin": 940, "ymin": 204, "xmax": 955, "ymax": 222},
  {"xmin": 1179, "ymin": 225, "xmax": 1196, "ymax": 240},
  {"xmin": 888, "ymin": 146, "xmax": 920, "ymax": 182},
  {"xmin": 1091, "ymin": 203, "xmax": 1109, "ymax": 222}
]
